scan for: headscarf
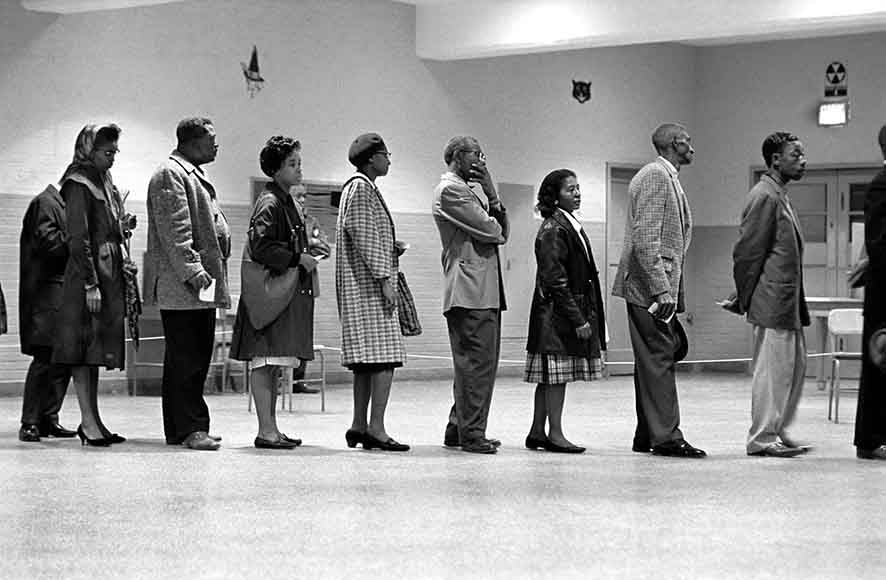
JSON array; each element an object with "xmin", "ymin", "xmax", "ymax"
[{"xmin": 60, "ymin": 123, "xmax": 118, "ymax": 198}]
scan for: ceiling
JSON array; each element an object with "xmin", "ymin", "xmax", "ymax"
[{"xmin": 21, "ymin": 0, "xmax": 886, "ymax": 60}]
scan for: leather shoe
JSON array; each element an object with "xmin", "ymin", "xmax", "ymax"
[
  {"xmin": 779, "ymin": 435, "xmax": 811, "ymax": 453},
  {"xmin": 652, "ymin": 440, "xmax": 706, "ymax": 458},
  {"xmin": 181, "ymin": 431, "xmax": 220, "ymax": 451},
  {"xmin": 857, "ymin": 445, "xmax": 886, "ymax": 460},
  {"xmin": 292, "ymin": 381, "xmax": 319, "ymax": 394},
  {"xmin": 448, "ymin": 436, "xmax": 501, "ymax": 448},
  {"xmin": 632, "ymin": 443, "xmax": 651, "ymax": 453},
  {"xmin": 542, "ymin": 440, "xmax": 586, "ymax": 454},
  {"xmin": 748, "ymin": 442, "xmax": 805, "ymax": 458},
  {"xmin": 462, "ymin": 439, "xmax": 497, "ymax": 454},
  {"xmin": 525, "ymin": 435, "xmax": 548, "ymax": 450},
  {"xmin": 19, "ymin": 424, "xmax": 41, "ymax": 442},
  {"xmin": 279, "ymin": 433, "xmax": 302, "ymax": 446},
  {"xmin": 254, "ymin": 436, "xmax": 297, "ymax": 449},
  {"xmin": 362, "ymin": 433, "xmax": 410, "ymax": 452},
  {"xmin": 40, "ymin": 422, "xmax": 77, "ymax": 438}
]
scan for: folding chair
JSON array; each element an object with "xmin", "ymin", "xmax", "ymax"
[{"xmin": 827, "ymin": 308, "xmax": 863, "ymax": 423}]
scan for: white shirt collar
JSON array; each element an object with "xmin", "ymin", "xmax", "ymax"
[{"xmin": 657, "ymin": 156, "xmax": 679, "ymax": 176}]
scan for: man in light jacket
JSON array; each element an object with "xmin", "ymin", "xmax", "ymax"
[
  {"xmin": 146, "ymin": 117, "xmax": 231, "ymax": 451},
  {"xmin": 432, "ymin": 136, "xmax": 508, "ymax": 454},
  {"xmin": 733, "ymin": 131, "xmax": 810, "ymax": 458}
]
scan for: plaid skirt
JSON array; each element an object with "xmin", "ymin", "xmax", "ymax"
[{"xmin": 523, "ymin": 352, "xmax": 603, "ymax": 385}]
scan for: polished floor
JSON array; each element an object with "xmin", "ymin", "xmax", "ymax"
[{"xmin": 1, "ymin": 373, "xmax": 884, "ymax": 579}]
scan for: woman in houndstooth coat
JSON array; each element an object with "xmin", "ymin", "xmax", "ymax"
[{"xmin": 335, "ymin": 133, "xmax": 409, "ymax": 452}]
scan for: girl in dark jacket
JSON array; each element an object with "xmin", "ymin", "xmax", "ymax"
[{"xmin": 524, "ymin": 169, "xmax": 606, "ymax": 454}]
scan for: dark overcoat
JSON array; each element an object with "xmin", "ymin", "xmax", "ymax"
[
  {"xmin": 19, "ymin": 184, "xmax": 69, "ymax": 355},
  {"xmin": 526, "ymin": 210, "xmax": 605, "ymax": 358},
  {"xmin": 53, "ymin": 169, "xmax": 126, "ymax": 369},
  {"xmin": 230, "ymin": 183, "xmax": 315, "ymax": 360}
]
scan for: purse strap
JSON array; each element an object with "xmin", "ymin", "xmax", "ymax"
[{"xmin": 242, "ymin": 191, "xmax": 297, "ymax": 263}]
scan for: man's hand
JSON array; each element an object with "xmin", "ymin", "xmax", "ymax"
[
  {"xmin": 469, "ymin": 162, "xmax": 499, "ymax": 205},
  {"xmin": 85, "ymin": 286, "xmax": 102, "ymax": 313},
  {"xmin": 187, "ymin": 271, "xmax": 212, "ymax": 291},
  {"xmin": 380, "ymin": 277, "xmax": 396, "ymax": 313},
  {"xmin": 576, "ymin": 322, "xmax": 593, "ymax": 340},
  {"xmin": 653, "ymin": 292, "xmax": 676, "ymax": 321}
]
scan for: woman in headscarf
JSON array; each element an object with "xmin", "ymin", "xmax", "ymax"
[
  {"xmin": 53, "ymin": 124, "xmax": 130, "ymax": 447},
  {"xmin": 230, "ymin": 136, "xmax": 323, "ymax": 449},
  {"xmin": 524, "ymin": 169, "xmax": 606, "ymax": 453}
]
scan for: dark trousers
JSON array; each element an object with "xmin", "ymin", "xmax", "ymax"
[
  {"xmin": 854, "ymin": 317, "xmax": 886, "ymax": 450},
  {"xmin": 21, "ymin": 346, "xmax": 71, "ymax": 426},
  {"xmin": 161, "ymin": 309, "xmax": 216, "ymax": 443},
  {"xmin": 627, "ymin": 303, "xmax": 684, "ymax": 448},
  {"xmin": 444, "ymin": 307, "xmax": 501, "ymax": 443}
]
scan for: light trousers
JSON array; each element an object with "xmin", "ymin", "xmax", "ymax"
[{"xmin": 747, "ymin": 325, "xmax": 806, "ymax": 453}]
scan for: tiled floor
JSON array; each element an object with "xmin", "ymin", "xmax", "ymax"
[{"xmin": 1, "ymin": 373, "xmax": 884, "ymax": 579}]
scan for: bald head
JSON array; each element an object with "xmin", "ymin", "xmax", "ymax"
[{"xmin": 652, "ymin": 123, "xmax": 687, "ymax": 154}]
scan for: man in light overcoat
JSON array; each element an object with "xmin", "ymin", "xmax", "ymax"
[
  {"xmin": 146, "ymin": 117, "xmax": 230, "ymax": 451},
  {"xmin": 612, "ymin": 123, "xmax": 706, "ymax": 458}
]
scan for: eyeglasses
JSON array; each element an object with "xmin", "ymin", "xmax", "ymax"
[
  {"xmin": 459, "ymin": 149, "xmax": 486, "ymax": 162},
  {"xmin": 95, "ymin": 148, "xmax": 119, "ymax": 158}
]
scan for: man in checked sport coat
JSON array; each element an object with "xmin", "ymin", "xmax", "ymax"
[
  {"xmin": 433, "ymin": 136, "xmax": 508, "ymax": 455},
  {"xmin": 612, "ymin": 123, "xmax": 706, "ymax": 458}
]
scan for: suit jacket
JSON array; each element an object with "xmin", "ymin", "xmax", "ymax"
[
  {"xmin": 432, "ymin": 171, "xmax": 509, "ymax": 313},
  {"xmin": 19, "ymin": 184, "xmax": 69, "ymax": 354},
  {"xmin": 733, "ymin": 173, "xmax": 809, "ymax": 329},
  {"xmin": 145, "ymin": 151, "xmax": 231, "ymax": 310},
  {"xmin": 611, "ymin": 158, "xmax": 692, "ymax": 311},
  {"xmin": 526, "ymin": 210, "xmax": 605, "ymax": 358}
]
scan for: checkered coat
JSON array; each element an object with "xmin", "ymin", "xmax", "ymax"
[
  {"xmin": 611, "ymin": 158, "xmax": 692, "ymax": 312},
  {"xmin": 335, "ymin": 173, "xmax": 404, "ymax": 366}
]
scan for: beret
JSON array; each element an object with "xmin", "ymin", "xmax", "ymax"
[{"xmin": 348, "ymin": 133, "xmax": 387, "ymax": 167}]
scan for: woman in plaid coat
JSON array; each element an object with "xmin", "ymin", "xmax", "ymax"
[
  {"xmin": 335, "ymin": 133, "xmax": 409, "ymax": 452},
  {"xmin": 524, "ymin": 169, "xmax": 606, "ymax": 454}
]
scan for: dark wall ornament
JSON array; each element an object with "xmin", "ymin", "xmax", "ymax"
[
  {"xmin": 241, "ymin": 45, "xmax": 265, "ymax": 98},
  {"xmin": 572, "ymin": 79, "xmax": 591, "ymax": 103}
]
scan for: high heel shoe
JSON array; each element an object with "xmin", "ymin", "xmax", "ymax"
[
  {"xmin": 362, "ymin": 433, "xmax": 410, "ymax": 452},
  {"xmin": 77, "ymin": 426, "xmax": 110, "ymax": 447},
  {"xmin": 103, "ymin": 432, "xmax": 126, "ymax": 444},
  {"xmin": 542, "ymin": 440, "xmax": 586, "ymax": 454},
  {"xmin": 345, "ymin": 429, "xmax": 365, "ymax": 448},
  {"xmin": 525, "ymin": 435, "xmax": 548, "ymax": 450}
]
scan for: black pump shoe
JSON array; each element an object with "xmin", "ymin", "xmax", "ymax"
[
  {"xmin": 525, "ymin": 435, "xmax": 548, "ymax": 450},
  {"xmin": 362, "ymin": 433, "xmax": 410, "ymax": 452},
  {"xmin": 76, "ymin": 426, "xmax": 110, "ymax": 447},
  {"xmin": 345, "ymin": 429, "xmax": 365, "ymax": 448}
]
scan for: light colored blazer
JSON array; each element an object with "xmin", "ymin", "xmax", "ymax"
[
  {"xmin": 611, "ymin": 158, "xmax": 692, "ymax": 311},
  {"xmin": 432, "ymin": 171, "xmax": 509, "ymax": 313},
  {"xmin": 145, "ymin": 152, "xmax": 231, "ymax": 310},
  {"xmin": 733, "ymin": 174, "xmax": 809, "ymax": 329}
]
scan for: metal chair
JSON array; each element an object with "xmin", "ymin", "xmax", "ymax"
[
  {"xmin": 246, "ymin": 345, "xmax": 327, "ymax": 413},
  {"xmin": 827, "ymin": 308, "xmax": 863, "ymax": 423}
]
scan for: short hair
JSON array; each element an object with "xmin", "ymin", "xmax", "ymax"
[
  {"xmin": 536, "ymin": 168, "xmax": 577, "ymax": 218},
  {"xmin": 259, "ymin": 135, "xmax": 301, "ymax": 178},
  {"xmin": 761, "ymin": 131, "xmax": 800, "ymax": 168},
  {"xmin": 878, "ymin": 125, "xmax": 886, "ymax": 156},
  {"xmin": 94, "ymin": 124, "xmax": 121, "ymax": 148},
  {"xmin": 443, "ymin": 136, "xmax": 479, "ymax": 165},
  {"xmin": 651, "ymin": 123, "xmax": 687, "ymax": 154},
  {"xmin": 176, "ymin": 117, "xmax": 213, "ymax": 145}
]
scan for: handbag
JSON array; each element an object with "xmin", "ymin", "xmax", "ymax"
[
  {"xmin": 240, "ymin": 195, "xmax": 301, "ymax": 330},
  {"xmin": 396, "ymin": 271, "xmax": 422, "ymax": 336}
]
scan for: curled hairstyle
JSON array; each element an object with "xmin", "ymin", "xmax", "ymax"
[
  {"xmin": 259, "ymin": 136, "xmax": 301, "ymax": 178},
  {"xmin": 176, "ymin": 117, "xmax": 213, "ymax": 145},
  {"xmin": 536, "ymin": 169, "xmax": 577, "ymax": 218},
  {"xmin": 443, "ymin": 136, "xmax": 478, "ymax": 165},
  {"xmin": 762, "ymin": 131, "xmax": 799, "ymax": 168}
]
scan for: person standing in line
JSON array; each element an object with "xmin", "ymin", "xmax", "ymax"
[
  {"xmin": 855, "ymin": 124, "xmax": 886, "ymax": 460},
  {"xmin": 432, "ymin": 136, "xmax": 508, "ymax": 455},
  {"xmin": 146, "ymin": 117, "xmax": 230, "ymax": 451},
  {"xmin": 53, "ymin": 123, "xmax": 129, "ymax": 447},
  {"xmin": 336, "ymin": 133, "xmax": 409, "ymax": 452},
  {"xmin": 611, "ymin": 123, "xmax": 706, "ymax": 458},
  {"xmin": 524, "ymin": 169, "xmax": 606, "ymax": 454},
  {"xmin": 732, "ymin": 132, "xmax": 811, "ymax": 458},
  {"xmin": 18, "ymin": 183, "xmax": 75, "ymax": 442}
]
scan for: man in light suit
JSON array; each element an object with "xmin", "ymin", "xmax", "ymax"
[
  {"xmin": 146, "ymin": 117, "xmax": 231, "ymax": 451},
  {"xmin": 433, "ymin": 136, "xmax": 508, "ymax": 454},
  {"xmin": 612, "ymin": 123, "xmax": 706, "ymax": 458},
  {"xmin": 732, "ymin": 132, "xmax": 810, "ymax": 458}
]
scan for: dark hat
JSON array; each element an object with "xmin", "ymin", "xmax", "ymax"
[
  {"xmin": 348, "ymin": 133, "xmax": 387, "ymax": 168},
  {"xmin": 674, "ymin": 318, "xmax": 689, "ymax": 363},
  {"xmin": 870, "ymin": 328, "xmax": 886, "ymax": 371}
]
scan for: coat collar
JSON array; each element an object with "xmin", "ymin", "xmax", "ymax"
[{"xmin": 550, "ymin": 209, "xmax": 591, "ymax": 267}]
